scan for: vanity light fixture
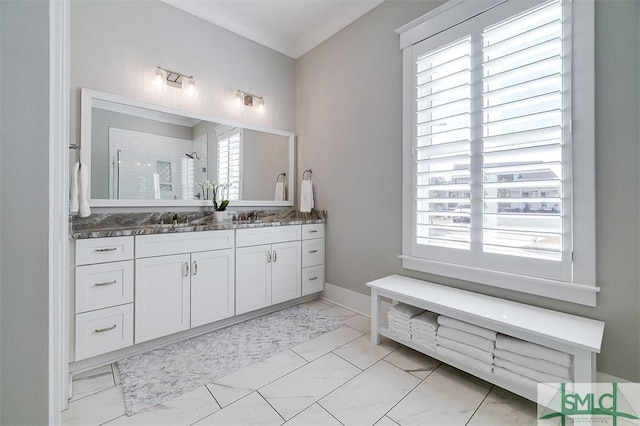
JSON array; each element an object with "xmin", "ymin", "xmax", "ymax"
[
  {"xmin": 155, "ymin": 66, "xmax": 197, "ymax": 97},
  {"xmin": 236, "ymin": 90, "xmax": 264, "ymax": 112}
]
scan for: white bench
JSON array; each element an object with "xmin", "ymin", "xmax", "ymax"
[{"xmin": 367, "ymin": 275, "xmax": 605, "ymax": 401}]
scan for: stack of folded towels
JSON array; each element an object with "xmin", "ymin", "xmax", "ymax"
[
  {"xmin": 409, "ymin": 311, "xmax": 439, "ymax": 351},
  {"xmin": 436, "ymin": 316, "xmax": 496, "ymax": 376},
  {"xmin": 493, "ymin": 334, "xmax": 572, "ymax": 391},
  {"xmin": 388, "ymin": 303, "xmax": 424, "ymax": 341}
]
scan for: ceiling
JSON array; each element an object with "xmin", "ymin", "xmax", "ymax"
[{"xmin": 161, "ymin": 0, "xmax": 385, "ymax": 59}]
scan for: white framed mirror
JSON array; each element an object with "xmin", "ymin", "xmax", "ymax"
[{"xmin": 80, "ymin": 88, "xmax": 295, "ymax": 208}]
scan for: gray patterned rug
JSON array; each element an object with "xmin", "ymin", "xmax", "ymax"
[{"xmin": 117, "ymin": 304, "xmax": 342, "ymax": 416}]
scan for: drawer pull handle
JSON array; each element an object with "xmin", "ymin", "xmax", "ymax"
[
  {"xmin": 183, "ymin": 262, "xmax": 190, "ymax": 277},
  {"xmin": 94, "ymin": 280, "xmax": 117, "ymax": 287},
  {"xmin": 309, "ymin": 276, "xmax": 319, "ymax": 281},
  {"xmin": 308, "ymin": 230, "xmax": 319, "ymax": 233},
  {"xmin": 273, "ymin": 250, "xmax": 277, "ymax": 263},
  {"xmin": 95, "ymin": 325, "xmax": 117, "ymax": 333},
  {"xmin": 192, "ymin": 261, "xmax": 198, "ymax": 276},
  {"xmin": 95, "ymin": 247, "xmax": 118, "ymax": 252},
  {"xmin": 267, "ymin": 251, "xmax": 272, "ymax": 263},
  {"xmin": 308, "ymin": 250, "xmax": 319, "ymax": 254}
]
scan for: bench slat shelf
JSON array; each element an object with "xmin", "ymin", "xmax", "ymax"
[{"xmin": 367, "ymin": 275, "xmax": 605, "ymax": 401}]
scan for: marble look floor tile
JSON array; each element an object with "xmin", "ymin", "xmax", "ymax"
[
  {"xmin": 291, "ymin": 325, "xmax": 363, "ymax": 362},
  {"xmin": 284, "ymin": 403, "xmax": 341, "ymax": 426},
  {"xmin": 103, "ymin": 386, "xmax": 219, "ymax": 426},
  {"xmin": 387, "ymin": 365, "xmax": 492, "ymax": 426},
  {"xmin": 112, "ymin": 363, "xmax": 122, "ymax": 386},
  {"xmin": 193, "ymin": 392, "xmax": 283, "ymax": 426},
  {"xmin": 302, "ymin": 299, "xmax": 334, "ymax": 312},
  {"xmin": 343, "ymin": 314, "xmax": 372, "ymax": 333},
  {"xmin": 62, "ymin": 385, "xmax": 125, "ymax": 426},
  {"xmin": 318, "ymin": 305, "xmax": 359, "ymax": 321},
  {"xmin": 319, "ymin": 360, "xmax": 420, "ymax": 426},
  {"xmin": 333, "ymin": 334, "xmax": 400, "ymax": 370},
  {"xmin": 70, "ymin": 365, "xmax": 115, "ymax": 402},
  {"xmin": 206, "ymin": 350, "xmax": 307, "ymax": 407},
  {"xmin": 260, "ymin": 353, "xmax": 361, "ymax": 421},
  {"xmin": 374, "ymin": 416, "xmax": 400, "ymax": 426},
  {"xmin": 384, "ymin": 346, "xmax": 441, "ymax": 380},
  {"xmin": 467, "ymin": 386, "xmax": 537, "ymax": 426}
]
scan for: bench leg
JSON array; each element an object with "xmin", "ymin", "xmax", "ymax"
[
  {"xmin": 573, "ymin": 349, "xmax": 596, "ymax": 383},
  {"xmin": 371, "ymin": 288, "xmax": 381, "ymax": 345}
]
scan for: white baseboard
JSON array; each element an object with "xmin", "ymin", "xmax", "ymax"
[{"xmin": 321, "ymin": 281, "xmax": 633, "ymax": 383}]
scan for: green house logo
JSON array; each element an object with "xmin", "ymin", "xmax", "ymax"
[{"xmin": 539, "ymin": 383, "xmax": 639, "ymax": 425}]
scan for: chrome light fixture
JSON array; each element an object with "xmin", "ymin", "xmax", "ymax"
[
  {"xmin": 236, "ymin": 90, "xmax": 264, "ymax": 112},
  {"xmin": 155, "ymin": 66, "xmax": 197, "ymax": 97}
]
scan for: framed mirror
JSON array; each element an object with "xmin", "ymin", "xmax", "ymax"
[{"xmin": 80, "ymin": 89, "xmax": 295, "ymax": 207}]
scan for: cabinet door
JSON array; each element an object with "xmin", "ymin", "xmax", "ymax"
[
  {"xmin": 271, "ymin": 241, "xmax": 302, "ymax": 304},
  {"xmin": 135, "ymin": 254, "xmax": 191, "ymax": 343},
  {"xmin": 236, "ymin": 244, "xmax": 271, "ymax": 315},
  {"xmin": 191, "ymin": 249, "xmax": 235, "ymax": 327}
]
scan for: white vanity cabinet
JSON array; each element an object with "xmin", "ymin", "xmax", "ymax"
[
  {"xmin": 134, "ymin": 231, "xmax": 235, "ymax": 343},
  {"xmin": 302, "ymin": 224, "xmax": 325, "ymax": 296},
  {"xmin": 74, "ymin": 236, "xmax": 134, "ymax": 361},
  {"xmin": 235, "ymin": 226, "xmax": 302, "ymax": 315}
]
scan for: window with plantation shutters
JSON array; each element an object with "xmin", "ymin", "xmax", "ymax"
[
  {"xmin": 400, "ymin": 0, "xmax": 597, "ymax": 305},
  {"xmin": 217, "ymin": 128, "xmax": 241, "ymax": 201}
]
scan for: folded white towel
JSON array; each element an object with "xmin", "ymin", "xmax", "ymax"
[
  {"xmin": 438, "ymin": 326, "xmax": 495, "ymax": 352},
  {"xmin": 412, "ymin": 339, "xmax": 436, "ymax": 352},
  {"xmin": 389, "ymin": 303, "xmax": 424, "ymax": 319},
  {"xmin": 78, "ymin": 162, "xmax": 91, "ymax": 217},
  {"xmin": 410, "ymin": 311, "xmax": 439, "ymax": 329},
  {"xmin": 436, "ymin": 346, "xmax": 493, "ymax": 376},
  {"xmin": 495, "ymin": 335, "xmax": 571, "ymax": 367},
  {"xmin": 70, "ymin": 161, "xmax": 80, "ymax": 212},
  {"xmin": 494, "ymin": 349, "xmax": 571, "ymax": 379},
  {"xmin": 437, "ymin": 335, "xmax": 494, "ymax": 365},
  {"xmin": 494, "ymin": 357, "xmax": 569, "ymax": 384},
  {"xmin": 389, "ymin": 329, "xmax": 411, "ymax": 341},
  {"xmin": 300, "ymin": 179, "xmax": 314, "ymax": 213},
  {"xmin": 493, "ymin": 366, "xmax": 539, "ymax": 395},
  {"xmin": 274, "ymin": 182, "xmax": 285, "ymax": 201},
  {"xmin": 412, "ymin": 330, "xmax": 436, "ymax": 339},
  {"xmin": 437, "ymin": 316, "xmax": 497, "ymax": 341}
]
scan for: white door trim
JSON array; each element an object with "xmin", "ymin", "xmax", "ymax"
[{"xmin": 49, "ymin": 0, "xmax": 70, "ymax": 422}]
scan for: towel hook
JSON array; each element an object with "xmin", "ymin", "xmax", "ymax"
[
  {"xmin": 276, "ymin": 172, "xmax": 286, "ymax": 183},
  {"xmin": 303, "ymin": 169, "xmax": 312, "ymax": 180}
]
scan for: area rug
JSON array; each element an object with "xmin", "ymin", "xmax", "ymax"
[{"xmin": 117, "ymin": 304, "xmax": 342, "ymax": 416}]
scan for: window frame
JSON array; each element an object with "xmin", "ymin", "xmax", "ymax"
[{"xmin": 398, "ymin": 0, "xmax": 597, "ymax": 306}]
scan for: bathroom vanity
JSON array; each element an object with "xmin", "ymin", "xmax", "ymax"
[{"xmin": 70, "ymin": 210, "xmax": 326, "ymax": 372}]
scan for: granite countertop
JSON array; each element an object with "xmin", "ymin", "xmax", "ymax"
[{"xmin": 71, "ymin": 209, "xmax": 327, "ymax": 239}]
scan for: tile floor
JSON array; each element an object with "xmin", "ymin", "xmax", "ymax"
[{"xmin": 62, "ymin": 299, "xmax": 538, "ymax": 426}]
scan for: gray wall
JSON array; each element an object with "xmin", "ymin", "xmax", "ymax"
[
  {"xmin": 91, "ymin": 109, "xmax": 193, "ymax": 198},
  {"xmin": 296, "ymin": 0, "xmax": 640, "ymax": 381},
  {"xmin": 242, "ymin": 130, "xmax": 289, "ymax": 200},
  {"xmin": 0, "ymin": 0, "xmax": 51, "ymax": 424},
  {"xmin": 71, "ymin": 0, "xmax": 296, "ymax": 143}
]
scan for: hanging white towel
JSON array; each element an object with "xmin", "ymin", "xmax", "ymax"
[
  {"xmin": 70, "ymin": 161, "xmax": 80, "ymax": 212},
  {"xmin": 78, "ymin": 163, "xmax": 91, "ymax": 218},
  {"xmin": 300, "ymin": 179, "xmax": 314, "ymax": 213},
  {"xmin": 274, "ymin": 182, "xmax": 285, "ymax": 201}
]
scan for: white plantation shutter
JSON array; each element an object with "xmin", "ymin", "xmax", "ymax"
[
  {"xmin": 481, "ymin": 0, "xmax": 565, "ymax": 261},
  {"xmin": 217, "ymin": 129, "xmax": 241, "ymax": 201},
  {"xmin": 407, "ymin": 0, "xmax": 576, "ymax": 284}
]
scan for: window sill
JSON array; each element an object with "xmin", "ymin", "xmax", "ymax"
[{"xmin": 399, "ymin": 255, "xmax": 598, "ymax": 306}]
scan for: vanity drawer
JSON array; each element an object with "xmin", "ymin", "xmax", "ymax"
[
  {"xmin": 76, "ymin": 236, "xmax": 134, "ymax": 265},
  {"xmin": 75, "ymin": 304, "xmax": 133, "ymax": 361},
  {"xmin": 302, "ymin": 266, "xmax": 325, "ymax": 296},
  {"xmin": 236, "ymin": 225, "xmax": 302, "ymax": 247},
  {"xmin": 136, "ymin": 230, "xmax": 234, "ymax": 258},
  {"xmin": 302, "ymin": 239, "xmax": 324, "ymax": 267},
  {"xmin": 76, "ymin": 260, "xmax": 134, "ymax": 313},
  {"xmin": 302, "ymin": 224, "xmax": 324, "ymax": 240}
]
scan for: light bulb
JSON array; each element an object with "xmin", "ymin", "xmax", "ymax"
[
  {"xmin": 154, "ymin": 67, "xmax": 165, "ymax": 89},
  {"xmin": 186, "ymin": 78, "xmax": 197, "ymax": 98},
  {"xmin": 257, "ymin": 98, "xmax": 265, "ymax": 113},
  {"xmin": 235, "ymin": 91, "xmax": 243, "ymax": 106}
]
